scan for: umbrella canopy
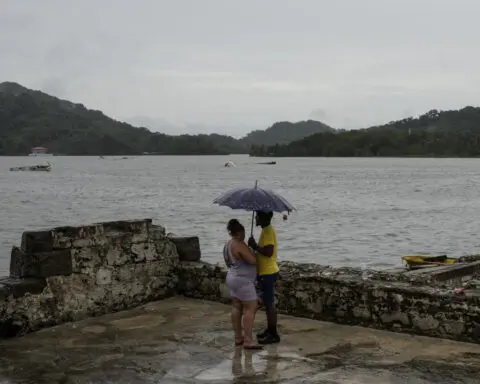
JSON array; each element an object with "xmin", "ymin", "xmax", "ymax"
[{"xmin": 213, "ymin": 182, "xmax": 295, "ymax": 213}]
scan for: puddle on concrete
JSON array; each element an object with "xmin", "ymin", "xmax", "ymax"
[
  {"xmin": 309, "ymin": 367, "xmax": 430, "ymax": 383},
  {"xmin": 186, "ymin": 348, "xmax": 320, "ymax": 383},
  {"xmin": 1, "ymin": 297, "xmax": 480, "ymax": 383}
]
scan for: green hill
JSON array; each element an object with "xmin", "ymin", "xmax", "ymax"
[
  {"xmin": 249, "ymin": 107, "xmax": 480, "ymax": 157},
  {"xmin": 0, "ymin": 82, "xmax": 336, "ymax": 156},
  {"xmin": 0, "ymin": 82, "xmax": 244, "ymax": 155},
  {"xmin": 240, "ymin": 120, "xmax": 335, "ymax": 147}
]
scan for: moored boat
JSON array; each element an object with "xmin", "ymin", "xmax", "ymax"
[
  {"xmin": 258, "ymin": 161, "xmax": 277, "ymax": 165},
  {"xmin": 10, "ymin": 162, "xmax": 52, "ymax": 172},
  {"xmin": 402, "ymin": 255, "xmax": 457, "ymax": 269},
  {"xmin": 28, "ymin": 146, "xmax": 53, "ymax": 156}
]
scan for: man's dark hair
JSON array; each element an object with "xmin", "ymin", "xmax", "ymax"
[{"xmin": 256, "ymin": 211, "xmax": 273, "ymax": 223}]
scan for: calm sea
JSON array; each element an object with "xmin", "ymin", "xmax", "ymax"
[{"xmin": 1, "ymin": 155, "xmax": 480, "ymax": 275}]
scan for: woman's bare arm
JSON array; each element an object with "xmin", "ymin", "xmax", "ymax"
[{"xmin": 237, "ymin": 242, "xmax": 257, "ymax": 265}]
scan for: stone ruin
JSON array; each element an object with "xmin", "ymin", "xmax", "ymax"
[
  {"xmin": 0, "ymin": 219, "xmax": 198, "ymax": 337},
  {"xmin": 1, "ymin": 218, "xmax": 480, "ymax": 344}
]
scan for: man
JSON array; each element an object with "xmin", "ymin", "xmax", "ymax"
[{"xmin": 248, "ymin": 211, "xmax": 280, "ymax": 344}]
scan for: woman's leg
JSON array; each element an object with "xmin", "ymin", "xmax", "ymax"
[
  {"xmin": 242, "ymin": 299, "xmax": 262, "ymax": 349},
  {"xmin": 231, "ymin": 298, "xmax": 244, "ymax": 345}
]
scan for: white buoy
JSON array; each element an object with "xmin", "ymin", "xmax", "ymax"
[{"xmin": 224, "ymin": 161, "xmax": 236, "ymax": 168}]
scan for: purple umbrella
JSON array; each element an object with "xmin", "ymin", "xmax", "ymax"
[{"xmin": 213, "ymin": 180, "xmax": 295, "ymax": 235}]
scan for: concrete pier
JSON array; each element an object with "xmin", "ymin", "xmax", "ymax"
[
  {"xmin": 1, "ymin": 219, "xmax": 480, "ymax": 382},
  {"xmin": 1, "ymin": 297, "xmax": 480, "ymax": 383}
]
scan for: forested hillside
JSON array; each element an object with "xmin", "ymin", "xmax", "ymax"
[{"xmin": 249, "ymin": 107, "xmax": 480, "ymax": 157}]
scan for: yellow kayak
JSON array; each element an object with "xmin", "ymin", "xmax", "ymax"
[{"xmin": 402, "ymin": 255, "xmax": 457, "ymax": 269}]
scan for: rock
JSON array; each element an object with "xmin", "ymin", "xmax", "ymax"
[
  {"xmin": 10, "ymin": 247, "xmax": 72, "ymax": 278},
  {"xmin": 0, "ymin": 283, "xmax": 9, "ymax": 301},
  {"xmin": 100, "ymin": 219, "xmax": 152, "ymax": 234},
  {"xmin": 151, "ymin": 225, "xmax": 167, "ymax": 240},
  {"xmin": 177, "ymin": 260, "xmax": 480, "ymax": 343},
  {"xmin": 96, "ymin": 268, "xmax": 112, "ymax": 285},
  {"xmin": 6, "ymin": 218, "xmax": 480, "ymax": 346},
  {"xmin": 0, "ymin": 277, "xmax": 47, "ymax": 298},
  {"xmin": 9, "ymin": 247, "xmax": 24, "ymax": 278},
  {"xmin": 0, "ymin": 219, "xmax": 179, "ymax": 339},
  {"xmin": 0, "ymin": 314, "xmax": 29, "ymax": 338},
  {"xmin": 459, "ymin": 254, "xmax": 480, "ymax": 263},
  {"xmin": 35, "ymin": 250, "xmax": 72, "ymax": 277},
  {"xmin": 21, "ymin": 231, "xmax": 53, "ymax": 253},
  {"xmin": 170, "ymin": 236, "xmax": 201, "ymax": 262}
]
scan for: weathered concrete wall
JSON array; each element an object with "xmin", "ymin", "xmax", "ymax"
[
  {"xmin": 169, "ymin": 236, "xmax": 201, "ymax": 262},
  {"xmin": 178, "ymin": 260, "xmax": 480, "ymax": 344},
  {"xmin": 2, "ymin": 219, "xmax": 480, "ymax": 345},
  {"xmin": 0, "ymin": 219, "xmax": 179, "ymax": 337}
]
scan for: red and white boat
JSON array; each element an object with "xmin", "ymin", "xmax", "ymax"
[{"xmin": 28, "ymin": 146, "xmax": 53, "ymax": 157}]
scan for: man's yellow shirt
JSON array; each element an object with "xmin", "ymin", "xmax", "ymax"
[{"xmin": 257, "ymin": 224, "xmax": 279, "ymax": 276}]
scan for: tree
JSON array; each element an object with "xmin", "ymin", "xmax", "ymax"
[{"xmin": 249, "ymin": 107, "xmax": 480, "ymax": 158}]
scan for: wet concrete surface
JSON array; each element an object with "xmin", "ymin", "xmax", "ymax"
[{"xmin": 1, "ymin": 297, "xmax": 480, "ymax": 383}]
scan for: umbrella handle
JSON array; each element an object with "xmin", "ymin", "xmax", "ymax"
[
  {"xmin": 250, "ymin": 180, "xmax": 258, "ymax": 237},
  {"xmin": 250, "ymin": 211, "xmax": 254, "ymax": 237}
]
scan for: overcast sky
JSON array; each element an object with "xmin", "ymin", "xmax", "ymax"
[{"xmin": 2, "ymin": 0, "xmax": 480, "ymax": 136}]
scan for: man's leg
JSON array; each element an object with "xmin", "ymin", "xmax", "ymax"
[{"xmin": 258, "ymin": 273, "xmax": 280, "ymax": 344}]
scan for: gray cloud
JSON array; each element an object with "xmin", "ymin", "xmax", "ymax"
[{"xmin": 2, "ymin": 0, "xmax": 480, "ymax": 134}]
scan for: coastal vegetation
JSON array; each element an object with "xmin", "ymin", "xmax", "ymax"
[
  {"xmin": 0, "ymin": 82, "xmax": 331, "ymax": 156},
  {"xmin": 249, "ymin": 107, "xmax": 480, "ymax": 157},
  {"xmin": 241, "ymin": 120, "xmax": 334, "ymax": 147},
  {"xmin": 0, "ymin": 82, "xmax": 239, "ymax": 156},
  {"xmin": 2, "ymin": 81, "xmax": 480, "ymax": 157}
]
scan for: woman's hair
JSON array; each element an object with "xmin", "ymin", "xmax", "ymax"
[{"xmin": 227, "ymin": 218, "xmax": 245, "ymax": 235}]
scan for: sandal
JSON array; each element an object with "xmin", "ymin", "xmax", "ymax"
[{"xmin": 235, "ymin": 338, "xmax": 244, "ymax": 346}]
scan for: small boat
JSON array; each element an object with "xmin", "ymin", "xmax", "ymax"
[
  {"xmin": 402, "ymin": 255, "xmax": 457, "ymax": 269},
  {"xmin": 258, "ymin": 161, "xmax": 277, "ymax": 165},
  {"xmin": 10, "ymin": 162, "xmax": 52, "ymax": 172},
  {"xmin": 28, "ymin": 146, "xmax": 53, "ymax": 157},
  {"xmin": 224, "ymin": 161, "xmax": 236, "ymax": 168}
]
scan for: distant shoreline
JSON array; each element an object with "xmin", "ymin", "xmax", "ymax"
[
  {"xmin": 251, "ymin": 155, "xmax": 480, "ymax": 159},
  {"xmin": 2, "ymin": 154, "xmax": 480, "ymax": 158},
  {"xmin": 0, "ymin": 153, "xmax": 250, "ymax": 157}
]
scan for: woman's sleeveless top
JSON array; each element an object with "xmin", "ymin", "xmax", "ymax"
[{"xmin": 223, "ymin": 240, "xmax": 257, "ymax": 281}]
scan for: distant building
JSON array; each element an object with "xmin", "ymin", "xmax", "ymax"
[{"xmin": 29, "ymin": 146, "xmax": 53, "ymax": 156}]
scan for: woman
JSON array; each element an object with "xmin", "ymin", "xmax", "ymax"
[{"xmin": 223, "ymin": 219, "xmax": 262, "ymax": 349}]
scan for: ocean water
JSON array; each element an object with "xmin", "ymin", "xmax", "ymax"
[{"xmin": 1, "ymin": 155, "xmax": 480, "ymax": 275}]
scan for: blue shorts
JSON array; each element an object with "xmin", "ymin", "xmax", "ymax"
[{"xmin": 257, "ymin": 273, "xmax": 278, "ymax": 306}]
